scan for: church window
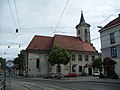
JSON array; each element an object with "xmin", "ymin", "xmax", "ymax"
[
  {"xmin": 36, "ymin": 59, "xmax": 39, "ymax": 69},
  {"xmin": 85, "ymin": 29, "xmax": 88, "ymax": 41},
  {"xmin": 78, "ymin": 55, "xmax": 82, "ymax": 61},
  {"xmin": 92, "ymin": 56, "xmax": 95, "ymax": 61},
  {"xmin": 85, "ymin": 55, "xmax": 88, "ymax": 61},
  {"xmin": 78, "ymin": 30, "xmax": 80, "ymax": 34},
  {"xmin": 72, "ymin": 54, "xmax": 75, "ymax": 61}
]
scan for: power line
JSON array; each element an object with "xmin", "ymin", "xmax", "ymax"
[
  {"xmin": 65, "ymin": 29, "xmax": 120, "ymax": 50},
  {"xmin": 13, "ymin": 0, "xmax": 21, "ymax": 29},
  {"xmin": 7, "ymin": 0, "xmax": 17, "ymax": 28},
  {"xmin": 99, "ymin": 9, "xmax": 120, "ymax": 26},
  {"xmin": 91, "ymin": 8, "xmax": 120, "ymax": 31},
  {"xmin": 4, "ymin": 0, "xmax": 22, "ymax": 56},
  {"xmin": 54, "ymin": 0, "xmax": 70, "ymax": 34}
]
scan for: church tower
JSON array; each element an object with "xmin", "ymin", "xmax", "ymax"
[{"xmin": 75, "ymin": 11, "xmax": 91, "ymax": 43}]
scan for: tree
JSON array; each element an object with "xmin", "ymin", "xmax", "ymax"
[
  {"xmin": 92, "ymin": 57, "xmax": 102, "ymax": 72},
  {"xmin": 13, "ymin": 50, "xmax": 24, "ymax": 75},
  {"xmin": 0, "ymin": 57, "xmax": 6, "ymax": 70},
  {"xmin": 48, "ymin": 44, "xmax": 70, "ymax": 74}
]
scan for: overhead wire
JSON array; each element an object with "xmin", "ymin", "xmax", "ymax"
[
  {"xmin": 65, "ymin": 30, "xmax": 120, "ymax": 50},
  {"xmin": 3, "ymin": 0, "xmax": 120, "ymax": 58},
  {"xmin": 91, "ymin": 8, "xmax": 120, "ymax": 32},
  {"xmin": 7, "ymin": 0, "xmax": 17, "ymax": 28},
  {"xmin": 10, "ymin": 0, "xmax": 22, "ymax": 47},
  {"xmin": 13, "ymin": 0, "xmax": 21, "ymax": 29},
  {"xmin": 4, "ymin": 0, "xmax": 21, "ymax": 57},
  {"xmin": 53, "ymin": 0, "xmax": 70, "ymax": 34},
  {"xmin": 7, "ymin": 0, "xmax": 18, "ymax": 49}
]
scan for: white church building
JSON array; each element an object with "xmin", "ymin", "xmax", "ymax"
[{"xmin": 23, "ymin": 11, "xmax": 98, "ymax": 77}]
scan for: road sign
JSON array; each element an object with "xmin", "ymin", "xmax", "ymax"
[{"xmin": 6, "ymin": 61, "xmax": 14, "ymax": 68}]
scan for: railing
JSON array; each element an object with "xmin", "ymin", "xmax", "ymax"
[{"xmin": 0, "ymin": 79, "xmax": 5, "ymax": 90}]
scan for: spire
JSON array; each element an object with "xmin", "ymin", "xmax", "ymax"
[
  {"xmin": 79, "ymin": 10, "xmax": 85, "ymax": 24},
  {"xmin": 76, "ymin": 10, "xmax": 90, "ymax": 29}
]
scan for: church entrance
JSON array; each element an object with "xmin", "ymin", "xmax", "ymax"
[
  {"xmin": 103, "ymin": 57, "xmax": 117, "ymax": 78},
  {"xmin": 88, "ymin": 68, "xmax": 92, "ymax": 75}
]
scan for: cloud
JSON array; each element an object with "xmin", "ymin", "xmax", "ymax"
[{"xmin": 0, "ymin": 0, "xmax": 120, "ymax": 59}]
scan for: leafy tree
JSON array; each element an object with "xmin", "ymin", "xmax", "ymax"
[
  {"xmin": 13, "ymin": 50, "xmax": 24, "ymax": 75},
  {"xmin": 0, "ymin": 57, "xmax": 6, "ymax": 70},
  {"xmin": 48, "ymin": 44, "xmax": 70, "ymax": 73},
  {"xmin": 92, "ymin": 57, "xmax": 102, "ymax": 72}
]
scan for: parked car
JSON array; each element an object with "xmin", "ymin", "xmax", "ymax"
[
  {"xmin": 45, "ymin": 73, "xmax": 56, "ymax": 78},
  {"xmin": 45, "ymin": 73, "xmax": 64, "ymax": 79},
  {"xmin": 55, "ymin": 73, "xmax": 64, "ymax": 79},
  {"xmin": 64, "ymin": 73, "xmax": 77, "ymax": 77},
  {"xmin": 93, "ymin": 72, "xmax": 99, "ymax": 77}
]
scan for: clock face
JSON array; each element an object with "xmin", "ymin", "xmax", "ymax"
[{"xmin": 6, "ymin": 61, "xmax": 14, "ymax": 68}]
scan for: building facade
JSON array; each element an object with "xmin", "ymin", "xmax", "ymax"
[
  {"xmin": 24, "ymin": 11, "xmax": 98, "ymax": 77},
  {"xmin": 99, "ymin": 14, "xmax": 120, "ymax": 78}
]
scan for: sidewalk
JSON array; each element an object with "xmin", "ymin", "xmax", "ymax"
[
  {"xmin": 5, "ymin": 78, "xmax": 29, "ymax": 90},
  {"xmin": 5, "ymin": 76, "xmax": 120, "ymax": 90},
  {"xmin": 28, "ymin": 76, "xmax": 120, "ymax": 84},
  {"xmin": 63, "ymin": 76, "xmax": 120, "ymax": 84}
]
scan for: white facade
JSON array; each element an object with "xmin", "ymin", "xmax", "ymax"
[
  {"xmin": 26, "ymin": 52, "xmax": 49, "ymax": 77},
  {"xmin": 99, "ymin": 15, "xmax": 120, "ymax": 78},
  {"xmin": 25, "ymin": 51, "xmax": 98, "ymax": 77}
]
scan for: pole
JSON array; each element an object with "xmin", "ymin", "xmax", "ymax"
[
  {"xmin": 9, "ymin": 68, "xmax": 11, "ymax": 90},
  {"xmin": 3, "ymin": 59, "xmax": 6, "ymax": 90}
]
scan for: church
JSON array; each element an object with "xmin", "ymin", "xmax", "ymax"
[{"xmin": 23, "ymin": 11, "xmax": 98, "ymax": 77}]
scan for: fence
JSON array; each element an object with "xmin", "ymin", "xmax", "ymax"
[{"xmin": 0, "ymin": 79, "xmax": 5, "ymax": 90}]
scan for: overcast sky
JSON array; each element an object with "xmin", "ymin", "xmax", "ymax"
[{"xmin": 0, "ymin": 0, "xmax": 120, "ymax": 60}]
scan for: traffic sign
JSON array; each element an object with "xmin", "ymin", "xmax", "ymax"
[{"xmin": 6, "ymin": 61, "xmax": 14, "ymax": 68}]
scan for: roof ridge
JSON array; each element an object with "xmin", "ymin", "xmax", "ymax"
[
  {"xmin": 35, "ymin": 35, "xmax": 52, "ymax": 38},
  {"xmin": 54, "ymin": 34, "xmax": 77, "ymax": 38}
]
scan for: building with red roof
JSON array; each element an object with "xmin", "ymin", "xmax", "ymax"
[
  {"xmin": 99, "ymin": 14, "xmax": 120, "ymax": 78},
  {"xmin": 24, "ymin": 11, "xmax": 98, "ymax": 77}
]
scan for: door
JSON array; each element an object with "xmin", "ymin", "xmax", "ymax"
[{"xmin": 88, "ymin": 68, "xmax": 92, "ymax": 75}]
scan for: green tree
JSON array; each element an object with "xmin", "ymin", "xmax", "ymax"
[
  {"xmin": 0, "ymin": 57, "xmax": 6, "ymax": 70},
  {"xmin": 48, "ymin": 44, "xmax": 70, "ymax": 74},
  {"xmin": 13, "ymin": 50, "xmax": 24, "ymax": 75},
  {"xmin": 92, "ymin": 57, "xmax": 102, "ymax": 72}
]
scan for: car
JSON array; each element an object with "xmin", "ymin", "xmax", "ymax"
[
  {"xmin": 45, "ymin": 73, "xmax": 65, "ymax": 79},
  {"xmin": 64, "ymin": 73, "xmax": 77, "ymax": 77},
  {"xmin": 93, "ymin": 72, "xmax": 99, "ymax": 77},
  {"xmin": 45, "ymin": 73, "xmax": 56, "ymax": 78},
  {"xmin": 55, "ymin": 73, "xmax": 65, "ymax": 79}
]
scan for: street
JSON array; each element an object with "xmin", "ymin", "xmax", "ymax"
[{"xmin": 5, "ymin": 76, "xmax": 120, "ymax": 90}]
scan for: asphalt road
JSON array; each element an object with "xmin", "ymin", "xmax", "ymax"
[{"xmin": 6, "ymin": 76, "xmax": 120, "ymax": 90}]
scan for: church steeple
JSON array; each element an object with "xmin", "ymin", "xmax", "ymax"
[
  {"xmin": 75, "ymin": 11, "xmax": 91, "ymax": 43},
  {"xmin": 79, "ymin": 11, "xmax": 85, "ymax": 24}
]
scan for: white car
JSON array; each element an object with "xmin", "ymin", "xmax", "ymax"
[{"xmin": 93, "ymin": 72, "xmax": 99, "ymax": 77}]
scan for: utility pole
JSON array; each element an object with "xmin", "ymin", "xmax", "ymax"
[{"xmin": 3, "ymin": 58, "xmax": 6, "ymax": 90}]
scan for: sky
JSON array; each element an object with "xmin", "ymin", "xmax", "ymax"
[{"xmin": 0, "ymin": 0, "xmax": 120, "ymax": 60}]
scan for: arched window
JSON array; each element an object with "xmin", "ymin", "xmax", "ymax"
[
  {"xmin": 85, "ymin": 29, "xmax": 88, "ymax": 41},
  {"xmin": 36, "ymin": 59, "xmax": 39, "ymax": 69}
]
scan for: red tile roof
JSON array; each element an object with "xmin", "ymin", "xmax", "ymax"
[
  {"xmin": 27, "ymin": 34, "xmax": 97, "ymax": 52},
  {"xmin": 99, "ymin": 15, "xmax": 120, "ymax": 32},
  {"xmin": 27, "ymin": 35, "xmax": 53, "ymax": 50}
]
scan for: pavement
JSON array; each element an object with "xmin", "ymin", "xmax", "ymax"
[{"xmin": 5, "ymin": 76, "xmax": 120, "ymax": 90}]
